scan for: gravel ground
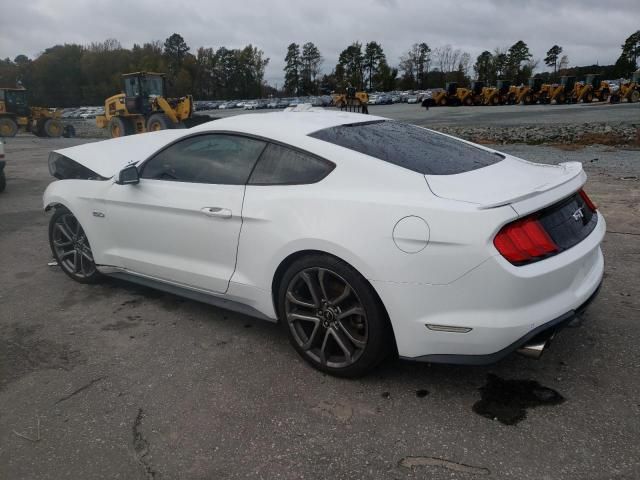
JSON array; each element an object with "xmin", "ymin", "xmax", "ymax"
[{"xmin": 0, "ymin": 137, "xmax": 638, "ymax": 479}]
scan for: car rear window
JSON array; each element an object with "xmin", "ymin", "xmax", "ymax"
[{"xmin": 308, "ymin": 120, "xmax": 503, "ymax": 175}]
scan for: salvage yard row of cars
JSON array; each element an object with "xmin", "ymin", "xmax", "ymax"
[{"xmin": 43, "ymin": 109, "xmax": 605, "ymax": 377}]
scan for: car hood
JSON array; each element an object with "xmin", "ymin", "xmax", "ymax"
[
  {"xmin": 53, "ymin": 129, "xmax": 187, "ymax": 178},
  {"xmin": 425, "ymin": 156, "xmax": 585, "ymax": 211}
]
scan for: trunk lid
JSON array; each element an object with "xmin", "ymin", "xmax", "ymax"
[
  {"xmin": 53, "ymin": 129, "xmax": 187, "ymax": 178},
  {"xmin": 425, "ymin": 155, "xmax": 586, "ymax": 214}
]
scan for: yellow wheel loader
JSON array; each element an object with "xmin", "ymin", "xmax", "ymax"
[
  {"xmin": 96, "ymin": 72, "xmax": 209, "ymax": 138},
  {"xmin": 0, "ymin": 88, "xmax": 63, "ymax": 138},
  {"xmin": 610, "ymin": 71, "xmax": 640, "ymax": 103},
  {"xmin": 332, "ymin": 87, "xmax": 369, "ymax": 113},
  {"xmin": 513, "ymin": 77, "xmax": 545, "ymax": 105},
  {"xmin": 456, "ymin": 81, "xmax": 485, "ymax": 106},
  {"xmin": 424, "ymin": 83, "xmax": 460, "ymax": 107},
  {"xmin": 481, "ymin": 80, "xmax": 512, "ymax": 105},
  {"xmin": 545, "ymin": 76, "xmax": 576, "ymax": 105},
  {"xmin": 571, "ymin": 74, "xmax": 611, "ymax": 103}
]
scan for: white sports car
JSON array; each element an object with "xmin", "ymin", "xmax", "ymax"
[{"xmin": 44, "ymin": 111, "xmax": 604, "ymax": 377}]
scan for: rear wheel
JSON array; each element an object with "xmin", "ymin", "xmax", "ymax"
[
  {"xmin": 463, "ymin": 96, "xmax": 473, "ymax": 106},
  {"xmin": 438, "ymin": 97, "xmax": 447, "ymax": 106},
  {"xmin": 556, "ymin": 93, "xmax": 566, "ymax": 104},
  {"xmin": 630, "ymin": 90, "xmax": 640, "ymax": 103},
  {"xmin": 49, "ymin": 207, "xmax": 102, "ymax": 284},
  {"xmin": 0, "ymin": 117, "xmax": 18, "ymax": 137},
  {"xmin": 585, "ymin": 92, "xmax": 594, "ymax": 103},
  {"xmin": 43, "ymin": 118, "xmax": 63, "ymax": 138},
  {"xmin": 109, "ymin": 116, "xmax": 133, "ymax": 138},
  {"xmin": 146, "ymin": 113, "xmax": 173, "ymax": 132},
  {"xmin": 278, "ymin": 254, "xmax": 391, "ymax": 378}
]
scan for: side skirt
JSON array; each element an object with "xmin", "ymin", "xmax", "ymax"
[{"xmin": 99, "ymin": 267, "xmax": 274, "ymax": 322}]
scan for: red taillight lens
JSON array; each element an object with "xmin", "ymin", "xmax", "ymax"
[
  {"xmin": 579, "ymin": 189, "xmax": 597, "ymax": 212},
  {"xmin": 494, "ymin": 216, "xmax": 558, "ymax": 265}
]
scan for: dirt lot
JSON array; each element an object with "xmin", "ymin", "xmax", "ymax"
[{"xmin": 0, "ymin": 136, "xmax": 639, "ymax": 479}]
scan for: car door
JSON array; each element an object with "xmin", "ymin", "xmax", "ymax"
[{"xmin": 103, "ymin": 133, "xmax": 266, "ymax": 293}]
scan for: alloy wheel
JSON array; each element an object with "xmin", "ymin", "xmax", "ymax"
[
  {"xmin": 284, "ymin": 267, "xmax": 368, "ymax": 369},
  {"xmin": 52, "ymin": 213, "xmax": 96, "ymax": 278}
]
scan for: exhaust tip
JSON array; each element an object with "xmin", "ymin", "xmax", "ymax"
[{"xmin": 516, "ymin": 340, "xmax": 547, "ymax": 359}]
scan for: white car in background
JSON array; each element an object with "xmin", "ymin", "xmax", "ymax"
[{"xmin": 43, "ymin": 111, "xmax": 604, "ymax": 377}]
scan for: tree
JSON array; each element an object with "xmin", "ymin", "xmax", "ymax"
[
  {"xmin": 363, "ymin": 41, "xmax": 385, "ymax": 91},
  {"xmin": 336, "ymin": 42, "xmax": 364, "ymax": 90},
  {"xmin": 398, "ymin": 43, "xmax": 431, "ymax": 89},
  {"xmin": 300, "ymin": 42, "xmax": 323, "ymax": 94},
  {"xmin": 544, "ymin": 45, "xmax": 563, "ymax": 74},
  {"xmin": 474, "ymin": 51, "xmax": 493, "ymax": 82},
  {"xmin": 163, "ymin": 33, "xmax": 190, "ymax": 74},
  {"xmin": 621, "ymin": 30, "xmax": 640, "ymax": 69},
  {"xmin": 283, "ymin": 43, "xmax": 301, "ymax": 95},
  {"xmin": 506, "ymin": 40, "xmax": 532, "ymax": 84},
  {"xmin": 558, "ymin": 55, "xmax": 569, "ymax": 72}
]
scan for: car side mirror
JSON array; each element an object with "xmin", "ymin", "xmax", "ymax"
[{"xmin": 116, "ymin": 164, "xmax": 140, "ymax": 185}]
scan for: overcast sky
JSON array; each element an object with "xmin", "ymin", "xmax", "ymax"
[{"xmin": 1, "ymin": 0, "xmax": 637, "ymax": 84}]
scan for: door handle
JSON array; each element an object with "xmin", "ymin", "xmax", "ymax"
[{"xmin": 201, "ymin": 207, "xmax": 232, "ymax": 219}]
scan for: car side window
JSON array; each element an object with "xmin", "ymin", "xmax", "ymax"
[
  {"xmin": 248, "ymin": 143, "xmax": 334, "ymax": 185},
  {"xmin": 141, "ymin": 134, "xmax": 266, "ymax": 185}
]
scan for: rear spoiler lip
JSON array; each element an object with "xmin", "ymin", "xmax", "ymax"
[{"xmin": 476, "ymin": 161, "xmax": 585, "ymax": 210}]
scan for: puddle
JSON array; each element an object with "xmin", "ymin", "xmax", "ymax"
[{"xmin": 473, "ymin": 374, "xmax": 564, "ymax": 425}]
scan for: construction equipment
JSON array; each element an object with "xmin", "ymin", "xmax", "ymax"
[
  {"xmin": 428, "ymin": 82, "xmax": 460, "ymax": 106},
  {"xmin": 0, "ymin": 88, "xmax": 63, "ymax": 138},
  {"xmin": 513, "ymin": 77, "xmax": 545, "ymax": 105},
  {"xmin": 96, "ymin": 72, "xmax": 207, "ymax": 138},
  {"xmin": 481, "ymin": 80, "xmax": 512, "ymax": 105},
  {"xmin": 571, "ymin": 74, "xmax": 610, "ymax": 103},
  {"xmin": 610, "ymin": 71, "xmax": 640, "ymax": 103},
  {"xmin": 457, "ymin": 81, "xmax": 485, "ymax": 106},
  {"xmin": 544, "ymin": 76, "xmax": 577, "ymax": 105},
  {"xmin": 331, "ymin": 87, "xmax": 369, "ymax": 113}
]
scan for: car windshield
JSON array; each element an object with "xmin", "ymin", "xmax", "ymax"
[{"xmin": 309, "ymin": 120, "xmax": 503, "ymax": 175}]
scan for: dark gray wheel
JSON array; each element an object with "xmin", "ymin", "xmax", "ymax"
[
  {"xmin": 49, "ymin": 207, "xmax": 102, "ymax": 284},
  {"xmin": 43, "ymin": 118, "xmax": 63, "ymax": 138},
  {"xmin": 109, "ymin": 116, "xmax": 133, "ymax": 138},
  {"xmin": 0, "ymin": 117, "xmax": 18, "ymax": 137},
  {"xmin": 278, "ymin": 254, "xmax": 391, "ymax": 377},
  {"xmin": 146, "ymin": 113, "xmax": 173, "ymax": 132}
]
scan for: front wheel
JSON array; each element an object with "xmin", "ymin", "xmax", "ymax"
[
  {"xmin": 146, "ymin": 113, "xmax": 173, "ymax": 132},
  {"xmin": 0, "ymin": 117, "xmax": 18, "ymax": 137},
  {"xmin": 278, "ymin": 254, "xmax": 392, "ymax": 377},
  {"xmin": 49, "ymin": 207, "xmax": 102, "ymax": 284}
]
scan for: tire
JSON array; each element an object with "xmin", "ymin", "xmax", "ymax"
[
  {"xmin": 463, "ymin": 97, "xmax": 473, "ymax": 106},
  {"xmin": 438, "ymin": 97, "xmax": 447, "ymax": 107},
  {"xmin": 146, "ymin": 113, "xmax": 173, "ymax": 132},
  {"xmin": 109, "ymin": 116, "xmax": 133, "ymax": 138},
  {"xmin": 43, "ymin": 118, "xmax": 63, "ymax": 138},
  {"xmin": 0, "ymin": 170, "xmax": 6, "ymax": 193},
  {"xmin": 491, "ymin": 95, "xmax": 500, "ymax": 106},
  {"xmin": 631, "ymin": 90, "xmax": 640, "ymax": 103},
  {"xmin": 278, "ymin": 254, "xmax": 392, "ymax": 378},
  {"xmin": 49, "ymin": 207, "xmax": 102, "ymax": 284},
  {"xmin": 585, "ymin": 92, "xmax": 593, "ymax": 103},
  {"xmin": 0, "ymin": 117, "xmax": 18, "ymax": 137},
  {"xmin": 556, "ymin": 93, "xmax": 566, "ymax": 104}
]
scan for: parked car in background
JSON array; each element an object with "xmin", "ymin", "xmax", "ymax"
[
  {"xmin": 244, "ymin": 101, "xmax": 258, "ymax": 110},
  {"xmin": 368, "ymin": 95, "xmax": 379, "ymax": 105},
  {"xmin": 407, "ymin": 95, "xmax": 418, "ymax": 104}
]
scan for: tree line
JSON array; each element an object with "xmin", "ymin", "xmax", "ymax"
[
  {"xmin": 0, "ymin": 30, "xmax": 638, "ymax": 107},
  {"xmin": 0, "ymin": 33, "xmax": 269, "ymax": 107}
]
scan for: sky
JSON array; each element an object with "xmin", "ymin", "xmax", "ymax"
[{"xmin": 1, "ymin": 0, "xmax": 637, "ymax": 85}]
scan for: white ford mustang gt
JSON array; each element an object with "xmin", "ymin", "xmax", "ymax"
[{"xmin": 43, "ymin": 110, "xmax": 605, "ymax": 377}]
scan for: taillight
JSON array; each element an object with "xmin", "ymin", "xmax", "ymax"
[
  {"xmin": 579, "ymin": 189, "xmax": 597, "ymax": 212},
  {"xmin": 494, "ymin": 216, "xmax": 558, "ymax": 265}
]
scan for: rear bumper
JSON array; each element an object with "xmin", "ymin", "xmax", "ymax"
[
  {"xmin": 404, "ymin": 280, "xmax": 601, "ymax": 365},
  {"xmin": 373, "ymin": 212, "xmax": 606, "ymax": 361}
]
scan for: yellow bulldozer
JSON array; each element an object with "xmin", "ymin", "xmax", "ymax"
[
  {"xmin": 511, "ymin": 77, "xmax": 545, "ymax": 105},
  {"xmin": 570, "ymin": 74, "xmax": 611, "ymax": 103},
  {"xmin": 543, "ymin": 76, "xmax": 577, "ymax": 105},
  {"xmin": 332, "ymin": 87, "xmax": 369, "ymax": 113},
  {"xmin": 480, "ymin": 80, "xmax": 512, "ymax": 105},
  {"xmin": 610, "ymin": 71, "xmax": 640, "ymax": 103},
  {"xmin": 96, "ymin": 72, "xmax": 208, "ymax": 138},
  {"xmin": 0, "ymin": 87, "xmax": 63, "ymax": 138}
]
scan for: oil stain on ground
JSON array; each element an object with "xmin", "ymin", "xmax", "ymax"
[{"xmin": 473, "ymin": 373, "xmax": 565, "ymax": 425}]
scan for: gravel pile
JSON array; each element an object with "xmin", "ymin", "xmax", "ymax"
[{"xmin": 430, "ymin": 122, "xmax": 639, "ymax": 145}]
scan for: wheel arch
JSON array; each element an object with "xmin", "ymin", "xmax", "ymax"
[{"xmin": 270, "ymin": 249, "xmax": 398, "ymax": 354}]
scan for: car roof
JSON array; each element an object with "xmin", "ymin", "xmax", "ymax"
[{"xmin": 191, "ymin": 110, "xmax": 387, "ymax": 143}]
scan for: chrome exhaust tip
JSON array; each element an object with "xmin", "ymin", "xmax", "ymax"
[{"xmin": 516, "ymin": 339, "xmax": 547, "ymax": 359}]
